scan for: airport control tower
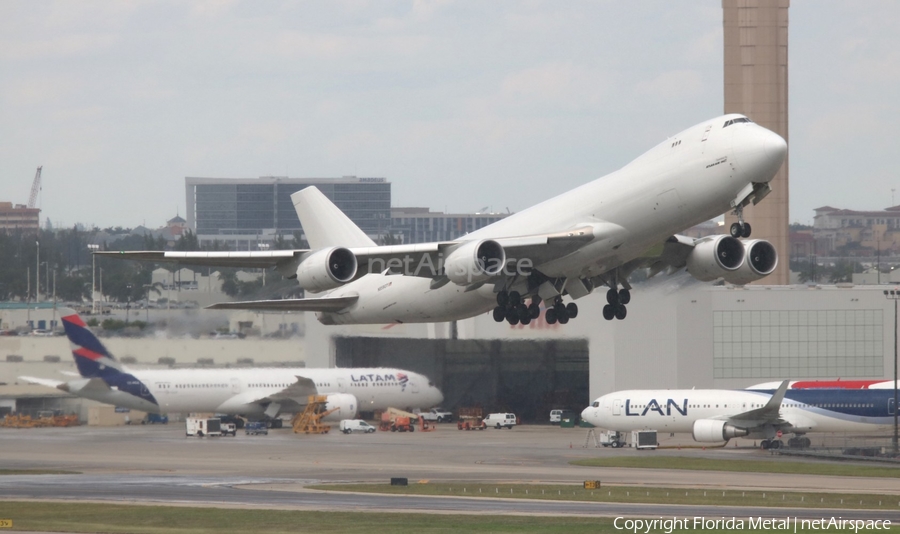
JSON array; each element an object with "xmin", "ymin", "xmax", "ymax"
[{"xmin": 723, "ymin": 0, "xmax": 790, "ymax": 284}]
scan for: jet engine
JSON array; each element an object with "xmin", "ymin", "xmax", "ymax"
[
  {"xmin": 321, "ymin": 393, "xmax": 358, "ymax": 422},
  {"xmin": 295, "ymin": 247, "xmax": 358, "ymax": 291},
  {"xmin": 723, "ymin": 239, "xmax": 778, "ymax": 285},
  {"xmin": 692, "ymin": 419, "xmax": 749, "ymax": 442},
  {"xmin": 443, "ymin": 239, "xmax": 506, "ymax": 286},
  {"xmin": 685, "ymin": 235, "xmax": 745, "ymax": 282}
]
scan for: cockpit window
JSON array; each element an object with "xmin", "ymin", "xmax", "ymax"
[
  {"xmin": 723, "ymin": 117, "xmax": 752, "ymax": 128},
  {"xmin": 592, "ymin": 401, "xmax": 599, "ymax": 408}
]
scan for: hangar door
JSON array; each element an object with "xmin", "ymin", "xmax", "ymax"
[{"xmin": 334, "ymin": 337, "xmax": 589, "ymax": 423}]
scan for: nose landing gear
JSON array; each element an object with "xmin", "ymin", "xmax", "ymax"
[{"xmin": 729, "ymin": 205, "xmax": 752, "ymax": 238}]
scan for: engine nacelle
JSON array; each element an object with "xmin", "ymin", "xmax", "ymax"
[
  {"xmin": 692, "ymin": 419, "xmax": 749, "ymax": 442},
  {"xmin": 685, "ymin": 235, "xmax": 745, "ymax": 282},
  {"xmin": 723, "ymin": 239, "xmax": 778, "ymax": 285},
  {"xmin": 443, "ymin": 239, "xmax": 506, "ymax": 286},
  {"xmin": 321, "ymin": 393, "xmax": 358, "ymax": 422},
  {"xmin": 295, "ymin": 247, "xmax": 357, "ymax": 291}
]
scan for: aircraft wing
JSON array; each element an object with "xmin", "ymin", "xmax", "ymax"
[
  {"xmin": 218, "ymin": 376, "xmax": 320, "ymax": 414},
  {"xmin": 624, "ymin": 234, "xmax": 712, "ymax": 278},
  {"xmin": 206, "ymin": 295, "xmax": 358, "ymax": 312},
  {"xmin": 268, "ymin": 376, "xmax": 320, "ymax": 402},
  {"xmin": 94, "ymin": 250, "xmax": 304, "ymax": 269},
  {"xmin": 96, "ymin": 224, "xmax": 606, "ymax": 281},
  {"xmin": 723, "ymin": 380, "xmax": 790, "ymax": 427}
]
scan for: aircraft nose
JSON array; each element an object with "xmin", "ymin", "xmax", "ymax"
[
  {"xmin": 732, "ymin": 126, "xmax": 787, "ymax": 183},
  {"xmin": 581, "ymin": 406, "xmax": 591, "ymax": 422},
  {"xmin": 764, "ymin": 130, "xmax": 787, "ymax": 161}
]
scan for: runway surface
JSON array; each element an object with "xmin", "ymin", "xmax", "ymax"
[{"xmin": 2, "ymin": 424, "xmax": 899, "ymax": 520}]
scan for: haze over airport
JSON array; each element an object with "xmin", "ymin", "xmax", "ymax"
[{"xmin": 2, "ymin": 2, "xmax": 899, "ymax": 229}]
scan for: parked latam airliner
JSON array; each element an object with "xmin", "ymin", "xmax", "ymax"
[
  {"xmin": 581, "ymin": 381, "xmax": 897, "ymax": 450},
  {"xmin": 100, "ymin": 114, "xmax": 786, "ymax": 327},
  {"xmin": 20, "ymin": 311, "xmax": 443, "ymax": 422}
]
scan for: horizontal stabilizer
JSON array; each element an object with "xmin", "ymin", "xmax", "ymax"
[
  {"xmin": 19, "ymin": 376, "xmax": 65, "ymax": 389},
  {"xmin": 206, "ymin": 295, "xmax": 358, "ymax": 312}
]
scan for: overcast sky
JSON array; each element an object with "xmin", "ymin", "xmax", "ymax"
[{"xmin": 2, "ymin": 1, "xmax": 898, "ymax": 230}]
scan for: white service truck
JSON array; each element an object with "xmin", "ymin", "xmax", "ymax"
[
  {"xmin": 419, "ymin": 408, "xmax": 453, "ymax": 423},
  {"xmin": 186, "ymin": 417, "xmax": 233, "ymax": 437}
]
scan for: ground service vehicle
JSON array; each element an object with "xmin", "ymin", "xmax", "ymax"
[
  {"xmin": 142, "ymin": 413, "xmax": 169, "ymax": 425},
  {"xmin": 418, "ymin": 408, "xmax": 453, "ymax": 423},
  {"xmin": 549, "ymin": 409, "xmax": 563, "ymax": 424},
  {"xmin": 483, "ymin": 413, "xmax": 517, "ymax": 429},
  {"xmin": 185, "ymin": 417, "xmax": 222, "ymax": 437},
  {"xmin": 245, "ymin": 422, "xmax": 268, "ymax": 435},
  {"xmin": 340, "ymin": 419, "xmax": 377, "ymax": 433}
]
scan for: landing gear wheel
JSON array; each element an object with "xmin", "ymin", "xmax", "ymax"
[
  {"xmin": 517, "ymin": 303, "xmax": 530, "ymax": 321},
  {"xmin": 618, "ymin": 289, "xmax": 631, "ymax": 305},
  {"xmin": 531, "ymin": 296, "xmax": 541, "ymax": 306},
  {"xmin": 614, "ymin": 305, "xmax": 627, "ymax": 320},
  {"xmin": 761, "ymin": 440, "xmax": 770, "ymax": 450},
  {"xmin": 602, "ymin": 304, "xmax": 615, "ymax": 321},
  {"xmin": 492, "ymin": 306, "xmax": 505, "ymax": 322},
  {"xmin": 558, "ymin": 313, "xmax": 569, "ymax": 324},
  {"xmin": 801, "ymin": 437, "xmax": 811, "ymax": 448},
  {"xmin": 606, "ymin": 288, "xmax": 620, "ymax": 305},
  {"xmin": 529, "ymin": 304, "xmax": 541, "ymax": 319},
  {"xmin": 741, "ymin": 222, "xmax": 752, "ymax": 238},
  {"xmin": 520, "ymin": 316, "xmax": 531, "ymax": 326},
  {"xmin": 496, "ymin": 291, "xmax": 508, "ymax": 307},
  {"xmin": 566, "ymin": 302, "xmax": 578, "ymax": 318},
  {"xmin": 506, "ymin": 310, "xmax": 519, "ymax": 325},
  {"xmin": 546, "ymin": 308, "xmax": 558, "ymax": 325},
  {"xmin": 508, "ymin": 291, "xmax": 521, "ymax": 306},
  {"xmin": 730, "ymin": 222, "xmax": 743, "ymax": 238}
]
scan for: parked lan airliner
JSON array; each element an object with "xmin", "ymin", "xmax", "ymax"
[
  {"xmin": 581, "ymin": 381, "xmax": 896, "ymax": 450},
  {"xmin": 100, "ymin": 114, "xmax": 786, "ymax": 327},
  {"xmin": 21, "ymin": 311, "xmax": 443, "ymax": 422}
]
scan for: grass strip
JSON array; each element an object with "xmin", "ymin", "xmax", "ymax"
[
  {"xmin": 570, "ymin": 456, "xmax": 900, "ymax": 477},
  {"xmin": 0, "ymin": 469, "xmax": 80, "ymax": 475},
  {"xmin": 0, "ymin": 501, "xmax": 895, "ymax": 533},
  {"xmin": 310, "ymin": 482, "xmax": 900, "ymax": 511}
]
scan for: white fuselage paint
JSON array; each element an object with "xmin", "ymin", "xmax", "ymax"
[
  {"xmin": 581, "ymin": 389, "xmax": 894, "ymax": 438},
  {"xmin": 85, "ymin": 367, "xmax": 442, "ymax": 415},
  {"xmin": 317, "ymin": 115, "xmax": 786, "ymax": 324}
]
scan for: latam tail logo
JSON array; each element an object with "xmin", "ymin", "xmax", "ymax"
[{"xmin": 62, "ymin": 314, "xmax": 122, "ymax": 379}]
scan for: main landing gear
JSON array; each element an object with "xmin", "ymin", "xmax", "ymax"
[
  {"xmin": 491, "ymin": 291, "xmax": 579, "ymax": 326},
  {"xmin": 760, "ymin": 439, "xmax": 783, "ymax": 450},
  {"xmin": 602, "ymin": 288, "xmax": 630, "ymax": 321},
  {"xmin": 492, "ymin": 291, "xmax": 541, "ymax": 326},
  {"xmin": 545, "ymin": 296, "xmax": 578, "ymax": 325},
  {"xmin": 729, "ymin": 205, "xmax": 752, "ymax": 239}
]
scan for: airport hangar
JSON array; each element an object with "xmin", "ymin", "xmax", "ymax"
[
  {"xmin": 1, "ymin": 279, "xmax": 894, "ymax": 422},
  {"xmin": 295, "ymin": 277, "xmax": 894, "ymax": 421}
]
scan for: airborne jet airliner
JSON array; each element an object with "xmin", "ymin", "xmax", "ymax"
[
  {"xmin": 21, "ymin": 311, "xmax": 443, "ymax": 421},
  {"xmin": 100, "ymin": 114, "xmax": 786, "ymax": 326},
  {"xmin": 581, "ymin": 381, "xmax": 896, "ymax": 450}
]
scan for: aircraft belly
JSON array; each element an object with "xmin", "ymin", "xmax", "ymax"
[{"xmin": 327, "ymin": 275, "xmax": 494, "ymax": 324}]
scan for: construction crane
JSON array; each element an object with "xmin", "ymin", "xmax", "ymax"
[{"xmin": 27, "ymin": 166, "xmax": 42, "ymax": 209}]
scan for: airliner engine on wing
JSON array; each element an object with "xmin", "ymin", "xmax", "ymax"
[{"xmin": 99, "ymin": 114, "xmax": 786, "ymax": 327}]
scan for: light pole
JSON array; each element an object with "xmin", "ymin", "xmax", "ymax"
[
  {"xmin": 35, "ymin": 241, "xmax": 39, "ymax": 303},
  {"xmin": 258, "ymin": 243, "xmax": 270, "ymax": 286},
  {"xmin": 884, "ymin": 289, "xmax": 900, "ymax": 456},
  {"xmin": 126, "ymin": 284, "xmax": 133, "ymax": 325},
  {"xmin": 88, "ymin": 244, "xmax": 99, "ymax": 314}
]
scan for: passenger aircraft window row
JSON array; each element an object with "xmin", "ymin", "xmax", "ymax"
[
  {"xmin": 723, "ymin": 117, "xmax": 752, "ymax": 127},
  {"xmin": 175, "ymin": 384, "xmax": 227, "ymax": 389}
]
